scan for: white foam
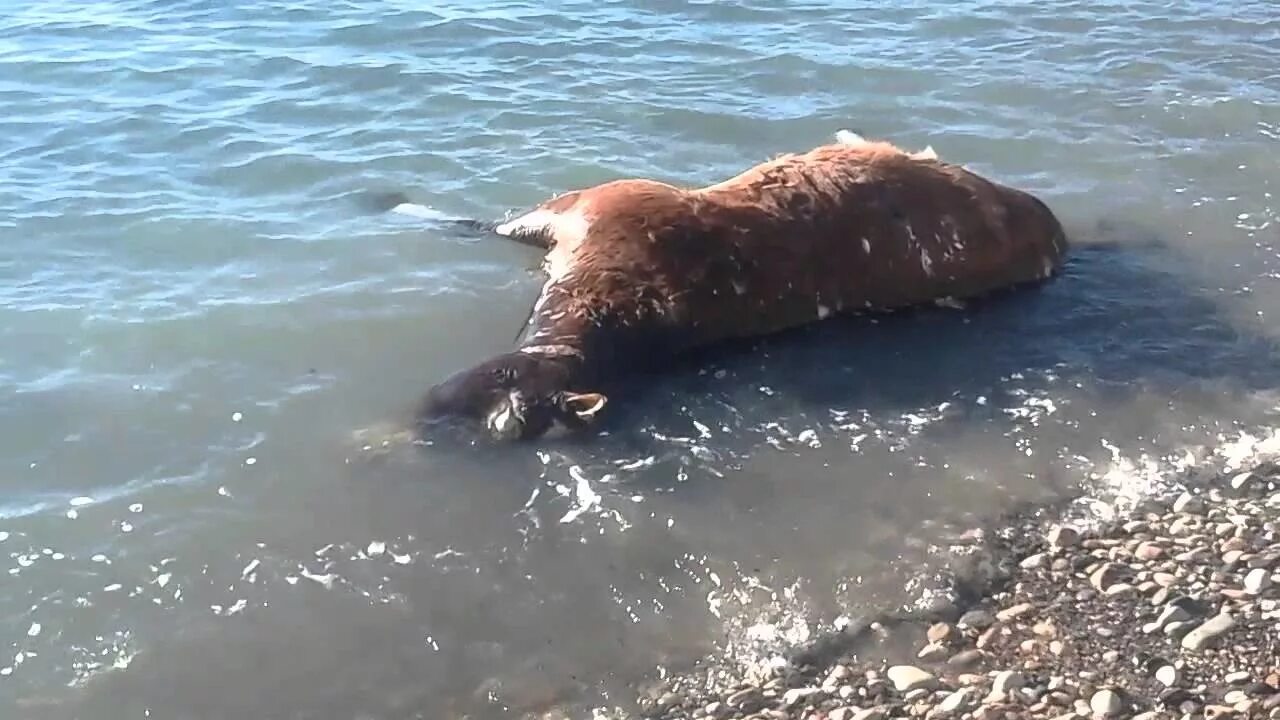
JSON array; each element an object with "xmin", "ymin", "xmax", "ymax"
[{"xmin": 560, "ymin": 465, "xmax": 603, "ymax": 524}]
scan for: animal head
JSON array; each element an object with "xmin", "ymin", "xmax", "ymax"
[{"xmin": 417, "ymin": 351, "xmax": 608, "ymax": 442}]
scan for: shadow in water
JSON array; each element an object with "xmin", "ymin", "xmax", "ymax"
[{"xmin": 578, "ymin": 218, "xmax": 1280, "ymax": 465}]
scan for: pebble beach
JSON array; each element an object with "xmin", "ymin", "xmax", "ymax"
[{"xmin": 631, "ymin": 453, "xmax": 1280, "ymax": 720}]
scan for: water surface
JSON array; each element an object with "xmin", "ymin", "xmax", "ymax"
[{"xmin": 2, "ymin": 1, "xmax": 1279, "ymax": 718}]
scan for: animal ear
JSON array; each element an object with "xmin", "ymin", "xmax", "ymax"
[{"xmin": 560, "ymin": 392, "xmax": 607, "ymax": 420}]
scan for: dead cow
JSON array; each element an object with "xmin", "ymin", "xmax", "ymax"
[{"xmin": 410, "ymin": 132, "xmax": 1068, "ymax": 441}]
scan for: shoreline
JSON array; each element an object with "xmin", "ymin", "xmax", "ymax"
[{"xmin": 622, "ymin": 444, "xmax": 1280, "ymax": 720}]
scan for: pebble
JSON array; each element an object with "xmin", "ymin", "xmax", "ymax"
[
  {"xmin": 926, "ymin": 623, "xmax": 954, "ymax": 644},
  {"xmin": 1244, "ymin": 568, "xmax": 1272, "ymax": 594},
  {"xmin": 948, "ymin": 650, "xmax": 984, "ymax": 668},
  {"xmin": 824, "ymin": 665, "xmax": 851, "ymax": 688},
  {"xmin": 1153, "ymin": 572, "xmax": 1180, "ymax": 587},
  {"xmin": 934, "ymin": 688, "xmax": 976, "ymax": 716},
  {"xmin": 1021, "ymin": 553, "xmax": 1048, "ymax": 570},
  {"xmin": 996, "ymin": 602, "xmax": 1033, "ymax": 621},
  {"xmin": 1090, "ymin": 689, "xmax": 1125, "ymax": 717},
  {"xmin": 782, "ymin": 687, "xmax": 820, "ymax": 706},
  {"xmin": 1090, "ymin": 562, "xmax": 1127, "ymax": 592},
  {"xmin": 829, "ymin": 709, "xmax": 855, "ymax": 720},
  {"xmin": 851, "ymin": 708, "xmax": 888, "ymax": 720},
  {"xmin": 958, "ymin": 610, "xmax": 995, "ymax": 630},
  {"xmin": 1225, "ymin": 671, "xmax": 1252, "ymax": 685},
  {"xmin": 992, "ymin": 670, "xmax": 1024, "ymax": 697},
  {"xmin": 1230, "ymin": 472, "xmax": 1256, "ymax": 491},
  {"xmin": 727, "ymin": 688, "xmax": 762, "ymax": 708},
  {"xmin": 1173, "ymin": 491, "xmax": 1204, "ymax": 513},
  {"xmin": 1136, "ymin": 542, "xmax": 1166, "ymax": 561},
  {"xmin": 917, "ymin": 642, "xmax": 950, "ymax": 661},
  {"xmin": 1156, "ymin": 665, "xmax": 1182, "ymax": 687},
  {"xmin": 1181, "ymin": 612, "xmax": 1237, "ymax": 650},
  {"xmin": 1164, "ymin": 620, "xmax": 1196, "ymax": 640},
  {"xmin": 1048, "ymin": 525, "xmax": 1081, "ymax": 549},
  {"xmin": 1145, "ymin": 603, "xmax": 1192, "ymax": 633},
  {"xmin": 887, "ymin": 666, "xmax": 937, "ymax": 693}
]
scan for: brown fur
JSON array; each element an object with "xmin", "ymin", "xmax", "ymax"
[{"xmin": 418, "ymin": 137, "xmax": 1068, "ymax": 440}]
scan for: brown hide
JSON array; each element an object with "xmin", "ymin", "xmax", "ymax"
[{"xmin": 513, "ymin": 141, "xmax": 1067, "ymax": 375}]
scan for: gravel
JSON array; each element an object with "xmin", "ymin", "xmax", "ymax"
[{"xmin": 623, "ymin": 458, "xmax": 1280, "ymax": 720}]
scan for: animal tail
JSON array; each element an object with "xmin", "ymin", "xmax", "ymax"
[
  {"xmin": 388, "ymin": 201, "xmax": 452, "ymax": 221},
  {"xmin": 364, "ymin": 190, "xmax": 498, "ymax": 233}
]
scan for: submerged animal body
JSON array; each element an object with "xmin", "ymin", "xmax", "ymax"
[{"xmin": 416, "ymin": 132, "xmax": 1069, "ymax": 441}]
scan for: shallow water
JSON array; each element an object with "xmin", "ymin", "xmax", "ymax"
[{"xmin": 2, "ymin": 1, "xmax": 1279, "ymax": 718}]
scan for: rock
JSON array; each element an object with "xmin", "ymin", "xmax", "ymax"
[
  {"xmin": 887, "ymin": 666, "xmax": 937, "ymax": 693},
  {"xmin": 1090, "ymin": 689, "xmax": 1125, "ymax": 717},
  {"xmin": 838, "ymin": 685, "xmax": 855, "ymax": 700},
  {"xmin": 992, "ymin": 670, "xmax": 1024, "ymax": 697},
  {"xmin": 1154, "ymin": 572, "xmax": 1179, "ymax": 587},
  {"xmin": 1146, "ymin": 603, "xmax": 1193, "ymax": 633},
  {"xmin": 782, "ymin": 687, "xmax": 820, "ymax": 707},
  {"xmin": 1105, "ymin": 583, "xmax": 1136, "ymax": 597},
  {"xmin": 958, "ymin": 610, "xmax": 995, "ymax": 630},
  {"xmin": 997, "ymin": 603, "xmax": 1034, "ymax": 621},
  {"xmin": 917, "ymin": 642, "xmax": 950, "ymax": 662},
  {"xmin": 1176, "ymin": 547, "xmax": 1213, "ymax": 562},
  {"xmin": 1222, "ymin": 537, "xmax": 1249, "ymax": 553},
  {"xmin": 727, "ymin": 687, "xmax": 763, "ymax": 709},
  {"xmin": 1033, "ymin": 619, "xmax": 1058, "ymax": 638},
  {"xmin": 1224, "ymin": 690, "xmax": 1249, "ymax": 704},
  {"xmin": 1048, "ymin": 525, "xmax": 1081, "ymax": 549},
  {"xmin": 1173, "ymin": 491, "xmax": 1204, "ymax": 514},
  {"xmin": 1164, "ymin": 620, "xmax": 1197, "ymax": 640},
  {"xmin": 1155, "ymin": 665, "xmax": 1182, "ymax": 687},
  {"xmin": 1204, "ymin": 705, "xmax": 1237, "ymax": 719},
  {"xmin": 975, "ymin": 626, "xmax": 1001, "ymax": 649},
  {"xmin": 1132, "ymin": 713, "xmax": 1162, "ymax": 720},
  {"xmin": 851, "ymin": 707, "xmax": 888, "ymax": 720},
  {"xmin": 927, "ymin": 623, "xmax": 954, "ymax": 644},
  {"xmin": 1225, "ymin": 671, "xmax": 1252, "ymax": 685},
  {"xmin": 1245, "ymin": 568, "xmax": 1272, "ymax": 594},
  {"xmin": 1021, "ymin": 553, "xmax": 1048, "ymax": 570},
  {"xmin": 1102, "ymin": 650, "xmax": 1120, "ymax": 664},
  {"xmin": 1181, "ymin": 611, "xmax": 1236, "ymax": 650},
  {"xmin": 1090, "ymin": 562, "xmax": 1128, "ymax": 592},
  {"xmin": 1230, "ymin": 472, "xmax": 1257, "ymax": 491},
  {"xmin": 829, "ymin": 708, "xmax": 855, "ymax": 720},
  {"xmin": 947, "ymin": 649, "xmax": 984, "ymax": 668},
  {"xmin": 1136, "ymin": 542, "xmax": 1166, "ymax": 561},
  {"xmin": 934, "ymin": 688, "xmax": 976, "ymax": 716}
]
